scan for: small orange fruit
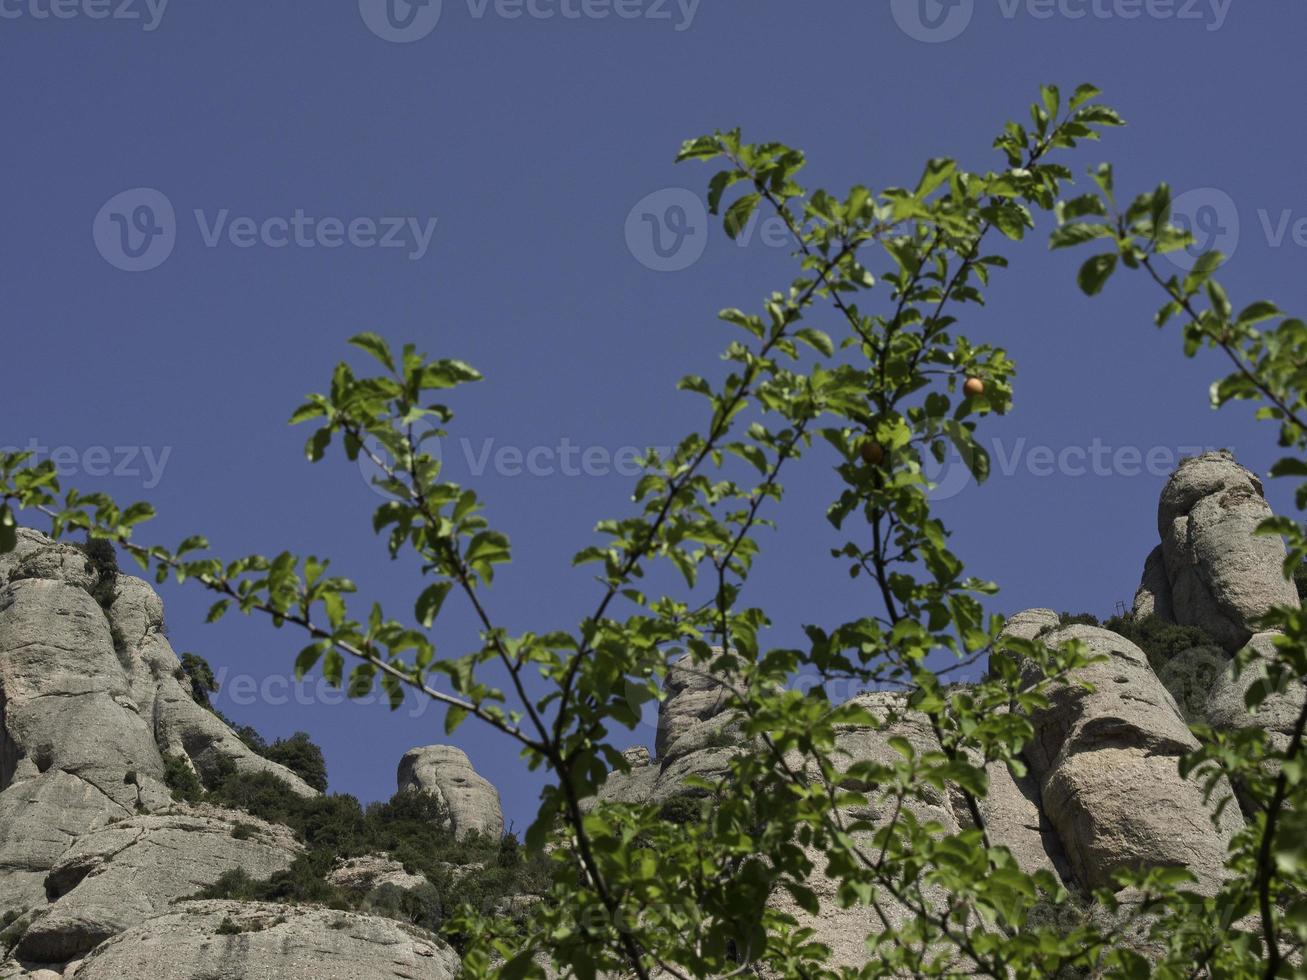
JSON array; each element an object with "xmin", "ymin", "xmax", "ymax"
[
  {"xmin": 963, "ymin": 377, "xmax": 985, "ymax": 398},
  {"xmin": 859, "ymin": 440, "xmax": 885, "ymax": 466}
]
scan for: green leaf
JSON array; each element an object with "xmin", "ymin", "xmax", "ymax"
[
  {"xmin": 1069, "ymin": 83, "xmax": 1102, "ymax": 110},
  {"xmin": 445, "ymin": 704, "xmax": 469, "ymax": 735},
  {"xmin": 348, "ymin": 332, "xmax": 396, "ymax": 372},
  {"xmin": 795, "ymin": 327, "xmax": 834, "ymax": 357},
  {"xmin": 415, "ymin": 581, "xmax": 453, "ymax": 628},
  {"xmin": 723, "ymin": 193, "xmax": 761, "ymax": 240},
  {"xmin": 1077, "ymin": 253, "xmax": 1118, "ymax": 296},
  {"xmin": 1050, "ymin": 223, "xmax": 1112, "ymax": 250}
]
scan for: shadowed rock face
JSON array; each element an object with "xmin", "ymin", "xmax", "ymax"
[
  {"xmin": 1138, "ymin": 451, "xmax": 1299, "ymax": 651},
  {"xmin": 397, "ymin": 744, "xmax": 504, "ymax": 840}
]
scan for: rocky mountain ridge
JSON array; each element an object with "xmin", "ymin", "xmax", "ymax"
[
  {"xmin": 0, "ymin": 449, "xmax": 1301, "ymax": 976},
  {"xmin": 0, "ymin": 528, "xmax": 502, "ymax": 978}
]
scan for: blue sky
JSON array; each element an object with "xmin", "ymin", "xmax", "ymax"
[{"xmin": 2, "ymin": 1, "xmax": 1304, "ymax": 832}]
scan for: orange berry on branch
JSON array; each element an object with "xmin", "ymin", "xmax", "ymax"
[{"xmin": 963, "ymin": 377, "xmax": 985, "ymax": 398}]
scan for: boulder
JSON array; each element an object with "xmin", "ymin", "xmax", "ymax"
[
  {"xmin": 14, "ymin": 806, "xmax": 300, "ymax": 964},
  {"xmin": 1152, "ymin": 451, "xmax": 1298, "ymax": 651},
  {"xmin": 106, "ymin": 575, "xmax": 316, "ymax": 799},
  {"xmin": 999, "ymin": 619, "xmax": 1243, "ymax": 892},
  {"xmin": 68, "ymin": 902, "xmax": 460, "ymax": 980},
  {"xmin": 397, "ymin": 745, "xmax": 503, "ymax": 840}
]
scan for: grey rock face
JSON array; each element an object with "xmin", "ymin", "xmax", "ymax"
[
  {"xmin": 655, "ymin": 649, "xmax": 741, "ymax": 759},
  {"xmin": 15, "ymin": 806, "xmax": 300, "ymax": 963},
  {"xmin": 1147, "ymin": 451, "xmax": 1298, "ymax": 651},
  {"xmin": 1205, "ymin": 632, "xmax": 1307, "ymax": 753},
  {"xmin": 69, "ymin": 902, "xmax": 460, "ymax": 980},
  {"xmin": 0, "ymin": 529, "xmax": 311, "ymax": 938},
  {"xmin": 1001, "ymin": 619, "xmax": 1243, "ymax": 892},
  {"xmin": 327, "ymin": 855, "xmax": 428, "ymax": 894},
  {"xmin": 106, "ymin": 574, "xmax": 315, "ymax": 799},
  {"xmin": 0, "ymin": 575, "xmax": 172, "ymax": 918},
  {"xmin": 398, "ymin": 745, "xmax": 503, "ymax": 839}
]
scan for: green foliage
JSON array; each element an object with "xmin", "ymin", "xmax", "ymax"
[
  {"xmin": 190, "ymin": 765, "xmax": 551, "ymax": 945},
  {"xmin": 2, "ymin": 83, "xmax": 1304, "ymax": 978},
  {"xmin": 179, "ymin": 652, "xmax": 218, "ymax": 709},
  {"xmin": 161, "ymin": 754, "xmax": 204, "ymax": 804},
  {"xmin": 76, "ymin": 535, "xmax": 118, "ymax": 607},
  {"xmin": 175, "ymin": 663, "xmax": 328, "ymax": 791},
  {"xmin": 262, "ymin": 732, "xmax": 329, "ymax": 792},
  {"xmin": 1103, "ymin": 614, "xmax": 1221, "ymax": 675},
  {"xmin": 214, "ymin": 916, "xmax": 244, "ymax": 936},
  {"xmin": 1058, "ymin": 611, "xmax": 1100, "ymax": 628}
]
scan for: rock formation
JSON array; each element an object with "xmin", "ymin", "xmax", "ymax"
[
  {"xmin": 0, "ymin": 447, "xmax": 1301, "ymax": 975},
  {"xmin": 0, "ymin": 529, "xmax": 457, "ymax": 977},
  {"xmin": 995, "ymin": 613, "xmax": 1242, "ymax": 893},
  {"xmin": 1134, "ymin": 450, "xmax": 1298, "ymax": 651},
  {"xmin": 67, "ymin": 901, "xmax": 459, "ymax": 980},
  {"xmin": 397, "ymin": 744, "xmax": 504, "ymax": 839}
]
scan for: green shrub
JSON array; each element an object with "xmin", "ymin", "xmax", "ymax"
[
  {"xmin": 263, "ymin": 732, "xmax": 329, "ymax": 792},
  {"xmin": 179, "ymin": 653, "xmax": 218, "ymax": 709},
  {"xmin": 231, "ymin": 822, "xmax": 257, "ymax": 841},
  {"xmin": 1102, "ymin": 614, "xmax": 1221, "ymax": 675},
  {"xmin": 657, "ymin": 794, "xmax": 705, "ymax": 826},
  {"xmin": 162, "ymin": 755, "xmax": 204, "ymax": 804},
  {"xmin": 215, "ymin": 916, "xmax": 243, "ymax": 936},
  {"xmin": 187, "ymin": 764, "xmax": 552, "ymax": 940},
  {"xmin": 76, "ymin": 536, "xmax": 119, "ymax": 608},
  {"xmin": 1057, "ymin": 611, "xmax": 1100, "ymax": 628}
]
